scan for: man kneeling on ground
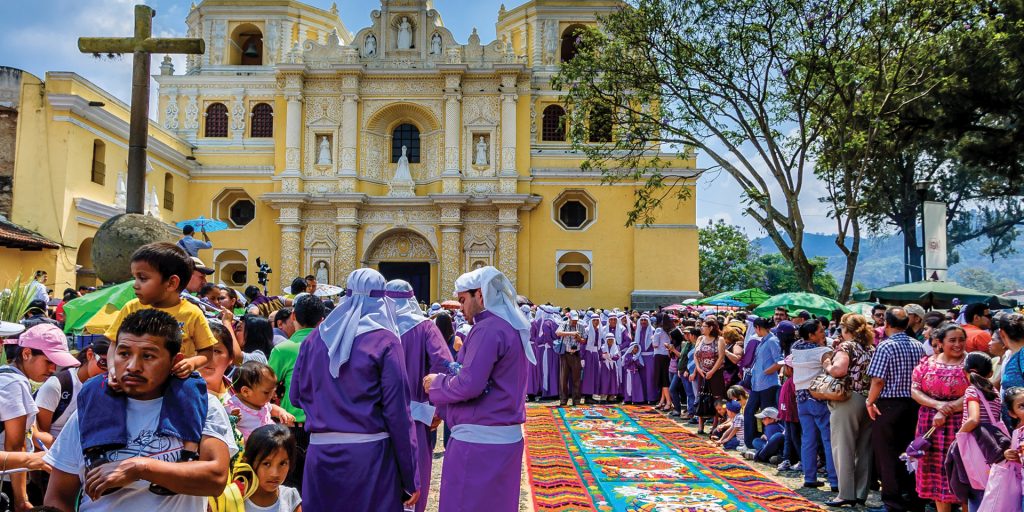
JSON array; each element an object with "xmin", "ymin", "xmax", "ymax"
[{"xmin": 44, "ymin": 309, "xmax": 235, "ymax": 512}]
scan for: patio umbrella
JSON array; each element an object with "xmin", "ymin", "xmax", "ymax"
[
  {"xmin": 706, "ymin": 298, "xmax": 749, "ymax": 308},
  {"xmin": 663, "ymin": 304, "xmax": 687, "ymax": 311},
  {"xmin": 846, "ymin": 302, "xmax": 880, "ymax": 317},
  {"xmin": 313, "ymin": 284, "xmax": 343, "ymax": 297},
  {"xmin": 753, "ymin": 292, "xmax": 849, "ymax": 319},
  {"xmin": 695, "ymin": 291, "xmax": 731, "ymax": 305},
  {"xmin": 724, "ymin": 288, "xmax": 772, "ymax": 307},
  {"xmin": 865, "ymin": 281, "xmax": 1017, "ymax": 310},
  {"xmin": 62, "ymin": 281, "xmax": 136, "ymax": 334},
  {"xmin": 681, "ymin": 298, "xmax": 699, "ymax": 305},
  {"xmin": 441, "ymin": 300, "xmax": 461, "ymax": 310},
  {"xmin": 175, "ymin": 216, "xmax": 229, "ymax": 233}
]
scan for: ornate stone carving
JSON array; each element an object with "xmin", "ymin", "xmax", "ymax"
[
  {"xmin": 303, "ymin": 80, "xmax": 343, "ymax": 94},
  {"xmin": 498, "ymin": 207, "xmax": 519, "ymax": 225},
  {"xmin": 184, "ymin": 95, "xmax": 199, "ymax": 130},
  {"xmin": 464, "ymin": 210, "xmax": 498, "ymax": 223},
  {"xmin": 501, "ymin": 147, "xmax": 516, "ymax": 171},
  {"xmin": 265, "ymin": 20, "xmax": 280, "ymax": 65},
  {"xmin": 164, "ymin": 97, "xmax": 179, "ymax": 130},
  {"xmin": 438, "ymin": 206, "xmax": 461, "ymax": 222},
  {"xmin": 303, "ymin": 209, "xmax": 335, "ymax": 221},
  {"xmin": 440, "ymin": 228, "xmax": 461, "ymax": 297},
  {"xmin": 285, "ymin": 148, "xmax": 300, "ymax": 170},
  {"xmin": 497, "ymin": 229, "xmax": 518, "ymax": 287},
  {"xmin": 466, "ymin": 181, "xmax": 497, "ymax": 196},
  {"xmin": 210, "ymin": 20, "xmax": 227, "ymax": 65},
  {"xmin": 280, "ymin": 229, "xmax": 301, "ymax": 282},
  {"xmin": 304, "ymin": 223, "xmax": 336, "ymax": 246},
  {"xmin": 463, "ymin": 96, "xmax": 499, "ymax": 125},
  {"xmin": 281, "ymin": 177, "xmax": 300, "ymax": 193},
  {"xmin": 360, "ymin": 79, "xmax": 442, "ymax": 96},
  {"xmin": 231, "ymin": 96, "xmax": 245, "ymax": 133},
  {"xmin": 370, "ymin": 232, "xmax": 437, "ymax": 262},
  {"xmin": 335, "ymin": 228, "xmax": 358, "ymax": 284}
]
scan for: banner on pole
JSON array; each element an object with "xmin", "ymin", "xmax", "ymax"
[{"xmin": 923, "ymin": 201, "xmax": 947, "ymax": 281}]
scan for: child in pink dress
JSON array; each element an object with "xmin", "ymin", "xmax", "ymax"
[{"xmin": 224, "ymin": 361, "xmax": 295, "ymax": 440}]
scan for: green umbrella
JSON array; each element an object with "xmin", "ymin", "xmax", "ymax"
[
  {"xmin": 753, "ymin": 292, "xmax": 849, "ymax": 319},
  {"xmin": 695, "ymin": 291, "xmax": 731, "ymax": 305},
  {"xmin": 62, "ymin": 281, "xmax": 136, "ymax": 334},
  {"xmin": 846, "ymin": 302, "xmax": 880, "ymax": 317},
  {"xmin": 866, "ymin": 281, "xmax": 1017, "ymax": 310},
  {"xmin": 723, "ymin": 288, "xmax": 772, "ymax": 306}
]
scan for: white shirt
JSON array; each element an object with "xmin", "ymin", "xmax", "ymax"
[
  {"xmin": 245, "ymin": 485, "xmax": 302, "ymax": 512},
  {"xmin": 44, "ymin": 394, "xmax": 237, "ymax": 512},
  {"xmin": 34, "ymin": 369, "xmax": 83, "ymax": 438},
  {"xmin": 0, "ymin": 365, "xmax": 38, "ymax": 449},
  {"xmin": 30, "ymin": 280, "xmax": 48, "ymax": 303}
]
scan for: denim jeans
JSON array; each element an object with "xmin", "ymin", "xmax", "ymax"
[
  {"xmin": 687, "ymin": 379, "xmax": 699, "ymax": 416},
  {"xmin": 77, "ymin": 372, "xmax": 207, "ymax": 453},
  {"xmin": 797, "ymin": 398, "xmax": 837, "ymax": 486},
  {"xmin": 753, "ymin": 432, "xmax": 785, "ymax": 462},
  {"xmin": 669, "ymin": 373, "xmax": 686, "ymax": 413},
  {"xmin": 967, "ymin": 488, "xmax": 983, "ymax": 512},
  {"xmin": 723, "ymin": 437, "xmax": 740, "ymax": 450},
  {"xmin": 744, "ymin": 385, "xmax": 779, "ymax": 449},
  {"xmin": 783, "ymin": 421, "xmax": 801, "ymax": 464}
]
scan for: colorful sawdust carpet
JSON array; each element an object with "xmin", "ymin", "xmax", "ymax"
[{"xmin": 524, "ymin": 405, "xmax": 822, "ymax": 511}]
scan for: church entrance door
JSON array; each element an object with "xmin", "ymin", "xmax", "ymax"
[{"xmin": 379, "ymin": 262, "xmax": 431, "ymax": 303}]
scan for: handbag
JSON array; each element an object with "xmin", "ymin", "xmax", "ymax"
[
  {"xmin": 695, "ymin": 381, "xmax": 716, "ymax": 418},
  {"xmin": 955, "ymin": 391, "xmax": 1012, "ymax": 490},
  {"xmin": 977, "ymin": 461, "xmax": 1022, "ymax": 512},
  {"xmin": 808, "ymin": 371, "xmax": 851, "ymax": 402}
]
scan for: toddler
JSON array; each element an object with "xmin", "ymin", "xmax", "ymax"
[{"xmin": 225, "ymin": 361, "xmax": 295, "ymax": 440}]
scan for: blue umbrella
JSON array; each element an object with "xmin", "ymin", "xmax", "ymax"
[
  {"xmin": 706, "ymin": 298, "xmax": 748, "ymax": 307},
  {"xmin": 175, "ymin": 216, "xmax": 229, "ymax": 233}
]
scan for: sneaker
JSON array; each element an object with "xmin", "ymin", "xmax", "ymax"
[
  {"xmin": 776, "ymin": 460, "xmax": 792, "ymax": 471},
  {"xmin": 792, "ymin": 462, "xmax": 802, "ymax": 471},
  {"xmin": 769, "ymin": 455, "xmax": 782, "ymax": 465},
  {"xmin": 743, "ymin": 450, "xmax": 755, "ymax": 460}
]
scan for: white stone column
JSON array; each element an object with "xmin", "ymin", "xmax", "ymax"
[
  {"xmin": 285, "ymin": 91, "xmax": 303, "ymax": 176},
  {"xmin": 442, "ymin": 74, "xmax": 462, "ymax": 194},
  {"xmin": 496, "ymin": 206, "xmax": 519, "ymax": 287},
  {"xmin": 280, "ymin": 225, "xmax": 302, "ymax": 284},
  {"xmin": 500, "ymin": 90, "xmax": 517, "ymax": 175},
  {"xmin": 339, "ymin": 94, "xmax": 359, "ymax": 177},
  {"xmin": 440, "ymin": 226, "xmax": 462, "ymax": 297}
]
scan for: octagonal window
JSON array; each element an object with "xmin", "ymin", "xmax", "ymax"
[
  {"xmin": 552, "ymin": 190, "xmax": 596, "ymax": 231},
  {"xmin": 230, "ymin": 199, "xmax": 255, "ymax": 227},
  {"xmin": 560, "ymin": 270, "xmax": 585, "ymax": 288},
  {"xmin": 556, "ymin": 251, "xmax": 592, "ymax": 289}
]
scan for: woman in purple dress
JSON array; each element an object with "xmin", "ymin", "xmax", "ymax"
[
  {"xmin": 598, "ymin": 333, "xmax": 621, "ymax": 401},
  {"xmin": 621, "ymin": 342, "xmax": 645, "ymax": 404}
]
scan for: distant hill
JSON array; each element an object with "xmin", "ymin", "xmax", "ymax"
[{"xmin": 753, "ymin": 233, "xmax": 1024, "ymax": 290}]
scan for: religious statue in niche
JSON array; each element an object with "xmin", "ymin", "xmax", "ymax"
[
  {"xmin": 315, "ymin": 260, "xmax": 329, "ymax": 284},
  {"xmin": 317, "ymin": 136, "xmax": 332, "ymax": 165},
  {"xmin": 430, "ymin": 33, "xmax": 442, "ymax": 55},
  {"xmin": 364, "ymin": 34, "xmax": 377, "ymax": 57},
  {"xmin": 388, "ymin": 145, "xmax": 416, "ymax": 197},
  {"xmin": 397, "ymin": 17, "xmax": 413, "ymax": 49},
  {"xmin": 474, "ymin": 136, "xmax": 489, "ymax": 167}
]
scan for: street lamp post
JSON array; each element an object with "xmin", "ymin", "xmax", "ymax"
[{"xmin": 913, "ymin": 180, "xmax": 934, "ymax": 282}]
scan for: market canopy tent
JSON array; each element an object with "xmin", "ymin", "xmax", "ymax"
[
  {"xmin": 863, "ymin": 281, "xmax": 1017, "ymax": 310},
  {"xmin": 753, "ymin": 292, "xmax": 849, "ymax": 319}
]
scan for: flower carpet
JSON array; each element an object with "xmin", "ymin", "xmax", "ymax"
[{"xmin": 524, "ymin": 405, "xmax": 822, "ymax": 511}]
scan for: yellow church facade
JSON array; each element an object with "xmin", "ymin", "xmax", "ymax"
[{"xmin": 2, "ymin": 0, "xmax": 699, "ymax": 308}]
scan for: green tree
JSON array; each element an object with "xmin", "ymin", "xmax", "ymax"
[
  {"xmin": 698, "ymin": 221, "xmax": 765, "ymax": 296},
  {"xmin": 759, "ymin": 254, "xmax": 841, "ymax": 298},
  {"xmin": 954, "ymin": 267, "xmax": 1019, "ymax": 294}
]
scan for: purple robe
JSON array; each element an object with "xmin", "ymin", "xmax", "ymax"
[
  {"xmin": 400, "ymin": 320, "xmax": 454, "ymax": 512},
  {"xmin": 291, "ymin": 328, "xmax": 419, "ymax": 512},
  {"xmin": 536, "ymin": 320, "xmax": 561, "ymax": 398},
  {"xmin": 581, "ymin": 323, "xmax": 603, "ymax": 395},
  {"xmin": 428, "ymin": 310, "xmax": 527, "ymax": 512},
  {"xmin": 597, "ymin": 345, "xmax": 621, "ymax": 395},
  {"xmin": 526, "ymin": 325, "xmax": 542, "ymax": 396},
  {"xmin": 635, "ymin": 323, "xmax": 657, "ymax": 402},
  {"xmin": 621, "ymin": 352, "xmax": 645, "ymax": 403}
]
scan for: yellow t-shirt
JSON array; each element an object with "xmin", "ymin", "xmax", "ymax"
[{"xmin": 104, "ymin": 298, "xmax": 217, "ymax": 357}]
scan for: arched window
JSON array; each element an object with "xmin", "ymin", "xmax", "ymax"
[
  {"xmin": 163, "ymin": 173, "xmax": 174, "ymax": 211},
  {"xmin": 561, "ymin": 25, "xmax": 587, "ymax": 63},
  {"xmin": 589, "ymin": 106, "xmax": 613, "ymax": 143},
  {"xmin": 542, "ymin": 105, "xmax": 567, "ymax": 142},
  {"xmin": 391, "ymin": 123, "xmax": 420, "ymax": 163},
  {"xmin": 205, "ymin": 103, "xmax": 228, "ymax": 137},
  {"xmin": 250, "ymin": 103, "xmax": 273, "ymax": 137},
  {"xmin": 90, "ymin": 140, "xmax": 105, "ymax": 185},
  {"xmin": 230, "ymin": 24, "xmax": 264, "ymax": 65}
]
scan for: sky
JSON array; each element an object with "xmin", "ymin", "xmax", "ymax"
[{"xmin": 0, "ymin": 0, "xmax": 838, "ymax": 237}]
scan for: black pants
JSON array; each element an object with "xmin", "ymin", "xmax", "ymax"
[
  {"xmin": 287, "ymin": 425, "xmax": 310, "ymax": 490},
  {"xmin": 872, "ymin": 397, "xmax": 923, "ymax": 512},
  {"xmin": 559, "ymin": 352, "xmax": 582, "ymax": 405}
]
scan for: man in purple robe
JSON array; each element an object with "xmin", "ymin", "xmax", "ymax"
[
  {"xmin": 386, "ymin": 279, "xmax": 454, "ymax": 512},
  {"xmin": 291, "ymin": 268, "xmax": 420, "ymax": 512},
  {"xmin": 423, "ymin": 266, "xmax": 536, "ymax": 512},
  {"xmin": 634, "ymin": 314, "xmax": 656, "ymax": 402},
  {"xmin": 534, "ymin": 305, "xmax": 562, "ymax": 399},
  {"xmin": 580, "ymin": 313, "xmax": 603, "ymax": 402},
  {"xmin": 524, "ymin": 305, "xmax": 542, "ymax": 398}
]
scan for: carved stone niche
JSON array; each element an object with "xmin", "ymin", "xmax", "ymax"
[
  {"xmin": 464, "ymin": 233, "xmax": 496, "ymax": 271},
  {"xmin": 464, "ymin": 124, "xmax": 497, "ymax": 178}
]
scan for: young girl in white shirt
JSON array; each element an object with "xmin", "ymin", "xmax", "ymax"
[{"xmin": 243, "ymin": 424, "xmax": 302, "ymax": 512}]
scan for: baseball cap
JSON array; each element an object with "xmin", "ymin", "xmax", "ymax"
[
  {"xmin": 569, "ymin": 311, "xmax": 579, "ymax": 320},
  {"xmin": 17, "ymin": 324, "xmax": 79, "ymax": 368},
  {"xmin": 0, "ymin": 321, "xmax": 25, "ymax": 338},
  {"xmin": 755, "ymin": 407, "xmax": 779, "ymax": 420},
  {"xmin": 725, "ymin": 400, "xmax": 741, "ymax": 413},
  {"xmin": 772, "ymin": 320, "xmax": 796, "ymax": 337},
  {"xmin": 190, "ymin": 256, "xmax": 215, "ymax": 275},
  {"xmin": 905, "ymin": 303, "xmax": 926, "ymax": 318},
  {"xmin": 27, "ymin": 299, "xmax": 48, "ymax": 315}
]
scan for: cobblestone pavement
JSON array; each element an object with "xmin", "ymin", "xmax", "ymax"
[{"xmin": 425, "ymin": 401, "xmax": 885, "ymax": 511}]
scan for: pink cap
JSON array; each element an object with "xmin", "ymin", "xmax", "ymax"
[{"xmin": 18, "ymin": 324, "xmax": 80, "ymax": 368}]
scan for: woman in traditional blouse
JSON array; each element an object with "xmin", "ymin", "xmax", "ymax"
[
  {"xmin": 694, "ymin": 319, "xmax": 727, "ymax": 435},
  {"xmin": 824, "ymin": 313, "xmax": 874, "ymax": 507},
  {"xmin": 911, "ymin": 324, "xmax": 968, "ymax": 512}
]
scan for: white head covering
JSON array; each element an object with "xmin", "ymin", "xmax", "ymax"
[
  {"xmin": 536, "ymin": 305, "xmax": 562, "ymax": 324},
  {"xmin": 454, "ymin": 266, "xmax": 536, "ymax": 365},
  {"xmin": 317, "ymin": 268, "xmax": 401, "ymax": 378},
  {"xmin": 625, "ymin": 342, "xmax": 645, "ymax": 366},
  {"xmin": 385, "ymin": 279, "xmax": 429, "ymax": 336}
]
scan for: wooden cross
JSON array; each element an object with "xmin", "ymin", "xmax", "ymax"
[{"xmin": 79, "ymin": 5, "xmax": 204, "ymax": 214}]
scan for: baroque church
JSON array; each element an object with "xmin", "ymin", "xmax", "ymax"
[{"xmin": 0, "ymin": 0, "xmax": 699, "ymax": 308}]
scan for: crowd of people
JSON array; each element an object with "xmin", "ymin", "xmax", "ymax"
[
  {"xmin": 522, "ymin": 299, "xmax": 1024, "ymax": 512},
  {"xmin": 2, "ymin": 234, "xmax": 1023, "ymax": 512}
]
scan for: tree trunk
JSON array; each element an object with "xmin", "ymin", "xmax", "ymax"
[{"xmin": 789, "ymin": 244, "xmax": 816, "ymax": 293}]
